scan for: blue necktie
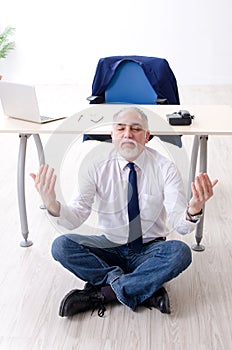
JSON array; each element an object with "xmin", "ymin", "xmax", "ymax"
[{"xmin": 127, "ymin": 162, "xmax": 143, "ymax": 252}]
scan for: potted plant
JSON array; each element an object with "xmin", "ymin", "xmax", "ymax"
[{"xmin": 0, "ymin": 26, "xmax": 15, "ymax": 80}]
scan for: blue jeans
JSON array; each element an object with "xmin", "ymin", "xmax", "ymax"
[{"xmin": 51, "ymin": 234, "xmax": 192, "ymax": 311}]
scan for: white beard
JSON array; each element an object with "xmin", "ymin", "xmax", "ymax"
[{"xmin": 118, "ymin": 139, "xmax": 141, "ymax": 159}]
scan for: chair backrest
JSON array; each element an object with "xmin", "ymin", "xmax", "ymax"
[
  {"xmin": 105, "ymin": 61, "xmax": 157, "ymax": 104},
  {"xmin": 86, "ymin": 56, "xmax": 182, "ymax": 147}
]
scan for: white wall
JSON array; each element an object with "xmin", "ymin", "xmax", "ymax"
[{"xmin": 1, "ymin": 0, "xmax": 232, "ymax": 93}]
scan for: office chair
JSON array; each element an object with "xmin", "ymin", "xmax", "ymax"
[
  {"xmin": 105, "ymin": 60, "xmax": 158, "ymax": 104},
  {"xmin": 84, "ymin": 55, "xmax": 181, "ymax": 147}
]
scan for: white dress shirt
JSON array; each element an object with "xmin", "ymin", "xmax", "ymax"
[{"xmin": 55, "ymin": 144, "xmax": 196, "ymax": 244}]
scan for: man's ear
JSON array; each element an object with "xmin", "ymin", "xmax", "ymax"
[{"xmin": 145, "ymin": 131, "xmax": 151, "ymax": 143}]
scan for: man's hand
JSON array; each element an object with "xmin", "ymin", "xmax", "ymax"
[
  {"xmin": 188, "ymin": 173, "xmax": 218, "ymax": 215},
  {"xmin": 30, "ymin": 164, "xmax": 60, "ymax": 216}
]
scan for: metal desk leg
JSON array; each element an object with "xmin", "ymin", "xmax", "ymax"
[
  {"xmin": 187, "ymin": 135, "xmax": 200, "ymax": 202},
  {"xmin": 33, "ymin": 134, "xmax": 46, "ymax": 210},
  {"xmin": 18, "ymin": 133, "xmax": 45, "ymax": 247},
  {"xmin": 33, "ymin": 134, "xmax": 45, "ymax": 165},
  {"xmin": 191, "ymin": 135, "xmax": 208, "ymax": 252}
]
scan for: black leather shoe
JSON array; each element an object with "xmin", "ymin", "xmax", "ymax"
[
  {"xmin": 59, "ymin": 288, "xmax": 106, "ymax": 317},
  {"xmin": 142, "ymin": 287, "xmax": 171, "ymax": 314},
  {"xmin": 84, "ymin": 282, "xmax": 102, "ymax": 292}
]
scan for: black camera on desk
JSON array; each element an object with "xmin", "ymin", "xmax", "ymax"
[{"xmin": 167, "ymin": 110, "xmax": 194, "ymax": 125}]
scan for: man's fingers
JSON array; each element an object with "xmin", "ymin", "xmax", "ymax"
[
  {"xmin": 39, "ymin": 164, "xmax": 49, "ymax": 185},
  {"xmin": 201, "ymin": 173, "xmax": 218, "ymax": 190},
  {"xmin": 200, "ymin": 174, "xmax": 213, "ymax": 198},
  {"xmin": 191, "ymin": 182, "xmax": 198, "ymax": 197},
  {"xmin": 29, "ymin": 173, "xmax": 36, "ymax": 181},
  {"xmin": 50, "ymin": 173, "xmax": 57, "ymax": 191},
  {"xmin": 194, "ymin": 176, "xmax": 205, "ymax": 201},
  {"xmin": 211, "ymin": 178, "xmax": 218, "ymax": 188},
  {"xmin": 193, "ymin": 173, "xmax": 218, "ymax": 201},
  {"xmin": 30, "ymin": 164, "xmax": 56, "ymax": 192},
  {"xmin": 44, "ymin": 167, "xmax": 56, "ymax": 191},
  {"xmin": 200, "ymin": 174, "xmax": 218, "ymax": 198}
]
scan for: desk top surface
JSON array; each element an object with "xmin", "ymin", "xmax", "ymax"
[{"xmin": 1, "ymin": 104, "xmax": 232, "ymax": 135}]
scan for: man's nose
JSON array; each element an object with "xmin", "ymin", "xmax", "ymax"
[{"xmin": 123, "ymin": 126, "xmax": 133, "ymax": 138}]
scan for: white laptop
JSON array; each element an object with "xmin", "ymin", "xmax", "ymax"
[{"xmin": 0, "ymin": 81, "xmax": 67, "ymax": 123}]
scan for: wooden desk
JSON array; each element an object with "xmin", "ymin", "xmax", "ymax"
[
  {"xmin": 1, "ymin": 104, "xmax": 232, "ymax": 135},
  {"xmin": 1, "ymin": 104, "xmax": 232, "ymax": 250}
]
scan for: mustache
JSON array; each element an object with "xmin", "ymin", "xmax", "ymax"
[{"xmin": 119, "ymin": 139, "xmax": 138, "ymax": 147}]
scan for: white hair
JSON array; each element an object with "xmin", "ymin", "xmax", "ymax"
[{"xmin": 113, "ymin": 107, "xmax": 149, "ymax": 130}]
